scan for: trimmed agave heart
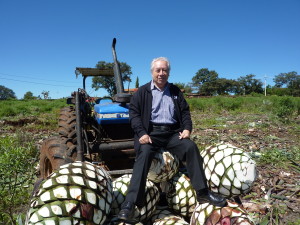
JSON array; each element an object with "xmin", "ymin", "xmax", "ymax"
[
  {"xmin": 147, "ymin": 149, "xmax": 179, "ymax": 183},
  {"xmin": 165, "ymin": 172, "xmax": 197, "ymax": 218},
  {"xmin": 148, "ymin": 208, "xmax": 189, "ymax": 225},
  {"xmin": 200, "ymin": 143, "xmax": 257, "ymax": 197},
  {"xmin": 111, "ymin": 174, "xmax": 160, "ymax": 222},
  {"xmin": 115, "ymin": 222, "xmax": 144, "ymax": 225},
  {"xmin": 26, "ymin": 161, "xmax": 113, "ymax": 225},
  {"xmin": 190, "ymin": 201, "xmax": 255, "ymax": 225}
]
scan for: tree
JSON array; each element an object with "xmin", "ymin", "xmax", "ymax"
[
  {"xmin": 173, "ymin": 82, "xmax": 185, "ymax": 90},
  {"xmin": 173, "ymin": 82, "xmax": 192, "ymax": 93},
  {"xmin": 273, "ymin": 71, "xmax": 300, "ymax": 96},
  {"xmin": 41, "ymin": 91, "xmax": 50, "ymax": 99},
  {"xmin": 92, "ymin": 61, "xmax": 132, "ymax": 97},
  {"xmin": 23, "ymin": 91, "xmax": 35, "ymax": 100},
  {"xmin": 192, "ymin": 68, "xmax": 219, "ymax": 96},
  {"xmin": 135, "ymin": 76, "xmax": 139, "ymax": 88},
  {"xmin": 0, "ymin": 85, "xmax": 16, "ymax": 100},
  {"xmin": 236, "ymin": 74, "xmax": 263, "ymax": 95},
  {"xmin": 214, "ymin": 78, "xmax": 241, "ymax": 95},
  {"xmin": 273, "ymin": 71, "xmax": 299, "ymax": 88},
  {"xmin": 125, "ymin": 76, "xmax": 132, "ymax": 91}
]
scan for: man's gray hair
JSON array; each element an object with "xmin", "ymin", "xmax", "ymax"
[{"xmin": 150, "ymin": 57, "xmax": 171, "ymax": 72}]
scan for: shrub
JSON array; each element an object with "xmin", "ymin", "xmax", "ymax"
[
  {"xmin": 272, "ymin": 96, "xmax": 297, "ymax": 122},
  {"xmin": 188, "ymin": 98, "xmax": 207, "ymax": 111},
  {"xmin": 0, "ymin": 105, "xmax": 18, "ymax": 117},
  {"xmin": 0, "ymin": 134, "xmax": 38, "ymax": 225}
]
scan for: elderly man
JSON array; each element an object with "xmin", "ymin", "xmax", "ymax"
[{"xmin": 118, "ymin": 57, "xmax": 227, "ymax": 221}]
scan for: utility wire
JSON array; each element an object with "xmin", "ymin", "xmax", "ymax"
[
  {"xmin": 0, "ymin": 72, "xmax": 79, "ymax": 84},
  {"xmin": 0, "ymin": 77, "xmax": 77, "ymax": 88}
]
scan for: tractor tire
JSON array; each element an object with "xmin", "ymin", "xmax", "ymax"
[
  {"xmin": 39, "ymin": 136, "xmax": 76, "ymax": 179},
  {"xmin": 58, "ymin": 106, "xmax": 77, "ymax": 144}
]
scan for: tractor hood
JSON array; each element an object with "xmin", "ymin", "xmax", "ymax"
[{"xmin": 94, "ymin": 99, "xmax": 130, "ymax": 125}]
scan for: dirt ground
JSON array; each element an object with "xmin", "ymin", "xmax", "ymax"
[
  {"xmin": 190, "ymin": 112, "xmax": 300, "ymax": 224},
  {"xmin": 1, "ymin": 111, "xmax": 299, "ymax": 224}
]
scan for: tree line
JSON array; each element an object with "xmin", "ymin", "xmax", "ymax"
[
  {"xmin": 0, "ymin": 87, "xmax": 50, "ymax": 100},
  {"xmin": 0, "ymin": 61, "xmax": 299, "ymax": 100},
  {"xmin": 184, "ymin": 69, "xmax": 300, "ymax": 96},
  {"xmin": 92, "ymin": 62, "xmax": 300, "ymax": 97},
  {"xmin": 93, "ymin": 62, "xmax": 300, "ymax": 97}
]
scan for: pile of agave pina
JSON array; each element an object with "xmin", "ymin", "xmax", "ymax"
[{"xmin": 26, "ymin": 142, "xmax": 257, "ymax": 225}]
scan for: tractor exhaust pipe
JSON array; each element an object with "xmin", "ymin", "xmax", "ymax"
[{"xmin": 112, "ymin": 38, "xmax": 132, "ymax": 103}]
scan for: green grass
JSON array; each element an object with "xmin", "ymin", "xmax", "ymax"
[
  {"xmin": 1, "ymin": 96, "xmax": 299, "ymax": 120},
  {"xmin": 0, "ymin": 99, "xmax": 68, "ymax": 132},
  {"xmin": 187, "ymin": 96, "xmax": 300, "ymax": 118},
  {"xmin": 258, "ymin": 146, "xmax": 300, "ymax": 169},
  {"xmin": 0, "ymin": 99, "xmax": 67, "ymax": 118}
]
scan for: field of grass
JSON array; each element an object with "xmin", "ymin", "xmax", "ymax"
[
  {"xmin": 0, "ymin": 96, "xmax": 299, "ymax": 224},
  {"xmin": 0, "ymin": 99, "xmax": 67, "ymax": 118}
]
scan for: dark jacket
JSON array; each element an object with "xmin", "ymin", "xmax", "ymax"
[{"xmin": 129, "ymin": 81, "xmax": 193, "ymax": 151}]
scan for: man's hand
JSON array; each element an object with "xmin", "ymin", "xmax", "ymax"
[
  {"xmin": 139, "ymin": 134, "xmax": 152, "ymax": 144},
  {"xmin": 179, "ymin": 129, "xmax": 190, "ymax": 139}
]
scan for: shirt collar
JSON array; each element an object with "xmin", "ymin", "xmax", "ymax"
[{"xmin": 151, "ymin": 80, "xmax": 169, "ymax": 91}]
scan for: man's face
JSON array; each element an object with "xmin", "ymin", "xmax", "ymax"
[{"xmin": 152, "ymin": 60, "xmax": 169, "ymax": 89}]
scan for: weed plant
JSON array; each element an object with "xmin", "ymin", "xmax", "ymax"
[
  {"xmin": 0, "ymin": 134, "xmax": 38, "ymax": 225},
  {"xmin": 258, "ymin": 146, "xmax": 300, "ymax": 169}
]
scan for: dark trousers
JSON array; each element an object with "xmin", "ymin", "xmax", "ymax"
[{"xmin": 125, "ymin": 129, "xmax": 208, "ymax": 208}]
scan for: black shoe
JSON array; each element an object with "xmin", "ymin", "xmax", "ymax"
[
  {"xmin": 118, "ymin": 201, "xmax": 135, "ymax": 221},
  {"xmin": 197, "ymin": 189, "xmax": 227, "ymax": 207}
]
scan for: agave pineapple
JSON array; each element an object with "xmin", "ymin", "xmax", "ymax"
[
  {"xmin": 165, "ymin": 172, "xmax": 197, "ymax": 218},
  {"xmin": 111, "ymin": 174, "xmax": 160, "ymax": 222},
  {"xmin": 27, "ymin": 142, "xmax": 256, "ymax": 224},
  {"xmin": 190, "ymin": 201, "xmax": 255, "ymax": 225},
  {"xmin": 26, "ymin": 161, "xmax": 113, "ymax": 225},
  {"xmin": 114, "ymin": 222, "xmax": 144, "ymax": 225},
  {"xmin": 148, "ymin": 208, "xmax": 189, "ymax": 225},
  {"xmin": 147, "ymin": 149, "xmax": 179, "ymax": 183},
  {"xmin": 200, "ymin": 143, "xmax": 257, "ymax": 197}
]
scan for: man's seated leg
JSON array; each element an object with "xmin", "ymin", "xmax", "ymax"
[
  {"xmin": 117, "ymin": 144, "xmax": 157, "ymax": 221},
  {"xmin": 167, "ymin": 134, "xmax": 227, "ymax": 207}
]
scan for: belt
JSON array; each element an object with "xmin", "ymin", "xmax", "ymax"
[{"xmin": 151, "ymin": 123, "xmax": 179, "ymax": 132}]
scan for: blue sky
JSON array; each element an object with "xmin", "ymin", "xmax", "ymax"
[{"xmin": 1, "ymin": 0, "xmax": 299, "ymax": 99}]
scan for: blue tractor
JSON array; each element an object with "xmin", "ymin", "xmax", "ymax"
[{"xmin": 39, "ymin": 39, "xmax": 135, "ymax": 178}]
